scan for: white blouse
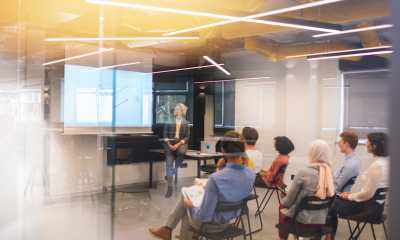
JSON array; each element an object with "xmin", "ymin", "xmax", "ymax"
[{"xmin": 348, "ymin": 157, "xmax": 390, "ymax": 204}]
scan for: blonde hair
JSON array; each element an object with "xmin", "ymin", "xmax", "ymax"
[{"xmin": 176, "ymin": 103, "xmax": 188, "ymax": 115}]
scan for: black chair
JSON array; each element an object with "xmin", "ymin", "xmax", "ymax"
[
  {"xmin": 189, "ymin": 200, "xmax": 247, "ymax": 240},
  {"xmin": 340, "ymin": 176, "xmax": 357, "ymax": 193},
  {"xmin": 338, "ymin": 187, "xmax": 389, "ymax": 240},
  {"xmin": 254, "ymin": 164, "xmax": 288, "ymax": 216},
  {"xmin": 275, "ymin": 196, "xmax": 335, "ymax": 240},
  {"xmin": 241, "ymin": 194, "xmax": 261, "ymax": 239}
]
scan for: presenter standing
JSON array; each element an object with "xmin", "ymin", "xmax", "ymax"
[{"xmin": 164, "ymin": 103, "xmax": 190, "ymax": 198}]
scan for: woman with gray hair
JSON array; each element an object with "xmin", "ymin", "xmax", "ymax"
[
  {"xmin": 163, "ymin": 103, "xmax": 190, "ymax": 198},
  {"xmin": 278, "ymin": 140, "xmax": 337, "ymax": 240}
]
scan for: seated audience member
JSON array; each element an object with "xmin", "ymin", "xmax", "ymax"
[
  {"xmin": 279, "ymin": 140, "xmax": 337, "ymax": 240},
  {"xmin": 327, "ymin": 133, "xmax": 390, "ymax": 240},
  {"xmin": 334, "ymin": 132, "xmax": 361, "ymax": 193},
  {"xmin": 242, "ymin": 127, "xmax": 263, "ymax": 174},
  {"xmin": 254, "ymin": 136, "xmax": 294, "ymax": 188},
  {"xmin": 148, "ymin": 130, "xmax": 255, "ymax": 240}
]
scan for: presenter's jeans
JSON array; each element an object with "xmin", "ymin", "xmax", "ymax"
[
  {"xmin": 164, "ymin": 143, "xmax": 187, "ymax": 185},
  {"xmin": 166, "ymin": 193, "xmax": 229, "ymax": 240}
]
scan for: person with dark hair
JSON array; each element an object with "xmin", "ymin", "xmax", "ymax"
[
  {"xmin": 242, "ymin": 127, "xmax": 263, "ymax": 173},
  {"xmin": 148, "ymin": 130, "xmax": 255, "ymax": 240},
  {"xmin": 327, "ymin": 133, "xmax": 390, "ymax": 240},
  {"xmin": 254, "ymin": 136, "xmax": 295, "ymax": 188},
  {"xmin": 163, "ymin": 103, "xmax": 190, "ymax": 198},
  {"xmin": 334, "ymin": 132, "xmax": 361, "ymax": 193}
]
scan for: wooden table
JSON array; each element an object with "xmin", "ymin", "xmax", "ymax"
[{"xmin": 148, "ymin": 149, "xmax": 223, "ymax": 188}]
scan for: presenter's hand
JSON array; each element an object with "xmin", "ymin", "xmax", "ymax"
[
  {"xmin": 169, "ymin": 143, "xmax": 176, "ymax": 151},
  {"xmin": 217, "ymin": 158, "xmax": 226, "ymax": 170},
  {"xmin": 340, "ymin": 192, "xmax": 352, "ymax": 200},
  {"xmin": 183, "ymin": 197, "xmax": 193, "ymax": 209}
]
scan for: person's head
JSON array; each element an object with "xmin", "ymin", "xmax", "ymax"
[
  {"xmin": 339, "ymin": 132, "xmax": 358, "ymax": 153},
  {"xmin": 242, "ymin": 127, "xmax": 258, "ymax": 146},
  {"xmin": 307, "ymin": 140, "xmax": 332, "ymax": 166},
  {"xmin": 174, "ymin": 103, "xmax": 188, "ymax": 117},
  {"xmin": 220, "ymin": 130, "xmax": 248, "ymax": 163},
  {"xmin": 274, "ymin": 136, "xmax": 295, "ymax": 155},
  {"xmin": 367, "ymin": 133, "xmax": 389, "ymax": 157}
]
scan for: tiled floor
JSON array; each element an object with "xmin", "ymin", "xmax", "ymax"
[{"xmin": 40, "ymin": 178, "xmax": 388, "ymax": 240}]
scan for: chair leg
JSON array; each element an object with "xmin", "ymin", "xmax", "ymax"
[
  {"xmin": 240, "ymin": 217, "xmax": 247, "ymax": 240},
  {"xmin": 370, "ymin": 224, "xmax": 376, "ymax": 240},
  {"xmin": 246, "ymin": 212, "xmax": 252, "ymax": 240},
  {"xmin": 276, "ymin": 188, "xmax": 281, "ymax": 204},
  {"xmin": 255, "ymin": 188, "xmax": 270, "ymax": 216},
  {"xmin": 382, "ymin": 222, "xmax": 388, "ymax": 240},
  {"xmin": 347, "ymin": 220, "xmax": 356, "ymax": 240},
  {"xmin": 259, "ymin": 189, "xmax": 275, "ymax": 214},
  {"xmin": 353, "ymin": 222, "xmax": 367, "ymax": 240}
]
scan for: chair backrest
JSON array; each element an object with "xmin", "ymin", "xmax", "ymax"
[
  {"xmin": 340, "ymin": 176, "xmax": 357, "ymax": 192},
  {"xmin": 372, "ymin": 187, "xmax": 389, "ymax": 201},
  {"xmin": 294, "ymin": 196, "xmax": 333, "ymax": 218},
  {"xmin": 214, "ymin": 201, "xmax": 244, "ymax": 212},
  {"xmin": 270, "ymin": 164, "xmax": 288, "ymax": 186}
]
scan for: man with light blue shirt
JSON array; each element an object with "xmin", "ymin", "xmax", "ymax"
[
  {"xmin": 148, "ymin": 131, "xmax": 255, "ymax": 240},
  {"xmin": 334, "ymin": 132, "xmax": 361, "ymax": 193}
]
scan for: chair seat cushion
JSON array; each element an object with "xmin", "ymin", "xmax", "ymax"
[
  {"xmin": 200, "ymin": 164, "xmax": 217, "ymax": 173},
  {"xmin": 275, "ymin": 224, "xmax": 333, "ymax": 237},
  {"xmin": 339, "ymin": 214, "xmax": 387, "ymax": 224},
  {"xmin": 189, "ymin": 225, "xmax": 245, "ymax": 239}
]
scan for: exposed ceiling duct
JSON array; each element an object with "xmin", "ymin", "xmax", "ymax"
[
  {"xmin": 356, "ymin": 22, "xmax": 390, "ymax": 59},
  {"xmin": 244, "ymin": 36, "xmax": 362, "ymax": 61}
]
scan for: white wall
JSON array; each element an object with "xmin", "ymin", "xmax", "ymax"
[{"xmin": 220, "ymin": 51, "xmax": 372, "ymax": 190}]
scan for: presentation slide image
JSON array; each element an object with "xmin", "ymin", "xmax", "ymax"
[{"xmin": 64, "ymin": 65, "xmax": 152, "ymax": 127}]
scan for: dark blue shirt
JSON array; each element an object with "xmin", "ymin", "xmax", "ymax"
[{"xmin": 189, "ymin": 163, "xmax": 255, "ymax": 223}]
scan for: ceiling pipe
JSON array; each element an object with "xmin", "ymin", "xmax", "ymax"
[
  {"xmin": 356, "ymin": 22, "xmax": 390, "ymax": 59},
  {"xmin": 244, "ymin": 36, "xmax": 362, "ymax": 61}
]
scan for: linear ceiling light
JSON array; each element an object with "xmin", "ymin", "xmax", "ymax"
[
  {"xmin": 323, "ymin": 78, "xmax": 336, "ymax": 80},
  {"xmin": 323, "ymin": 85, "xmax": 351, "ymax": 88},
  {"xmin": 43, "ymin": 48, "xmax": 114, "ymax": 65},
  {"xmin": 163, "ymin": 0, "xmax": 343, "ymax": 36},
  {"xmin": 313, "ymin": 24, "xmax": 393, "ymax": 38},
  {"xmin": 194, "ymin": 77, "xmax": 271, "ymax": 84},
  {"xmin": 286, "ymin": 46, "xmax": 392, "ymax": 59},
  {"xmin": 248, "ymin": 81, "xmax": 275, "ymax": 84},
  {"xmin": 139, "ymin": 64, "xmax": 224, "ymax": 75},
  {"xmin": 203, "ymin": 56, "xmax": 230, "ymax": 75},
  {"xmin": 81, "ymin": 62, "xmax": 141, "ymax": 72},
  {"xmin": 45, "ymin": 37, "xmax": 199, "ymax": 41},
  {"xmin": 86, "ymin": 0, "xmax": 243, "ymax": 19},
  {"xmin": 308, "ymin": 50, "xmax": 393, "ymax": 61}
]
